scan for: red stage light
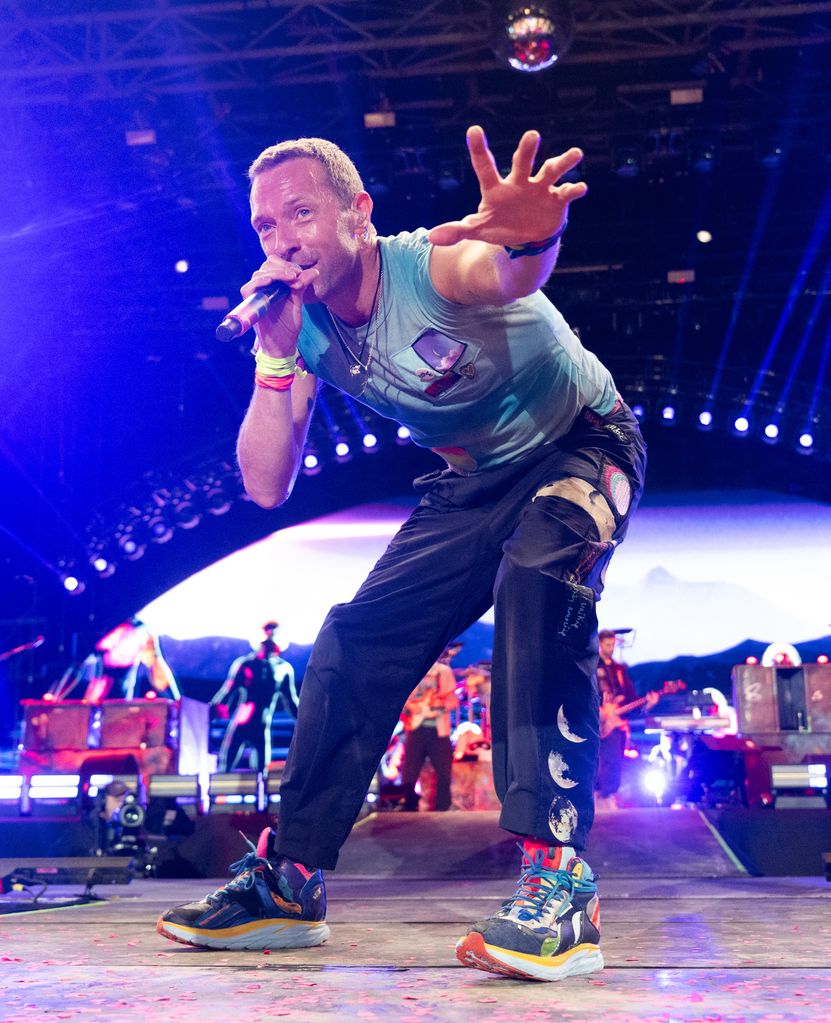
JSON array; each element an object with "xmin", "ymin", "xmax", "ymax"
[
  {"xmin": 144, "ymin": 691, "xmax": 158, "ymax": 700},
  {"xmin": 42, "ymin": 692, "xmax": 55, "ymax": 702},
  {"xmin": 818, "ymin": 655, "xmax": 829, "ymax": 665},
  {"xmin": 623, "ymin": 748, "xmax": 639, "ymax": 759},
  {"xmin": 745, "ymin": 656, "xmax": 759, "ymax": 665}
]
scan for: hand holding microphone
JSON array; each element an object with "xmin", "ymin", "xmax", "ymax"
[
  {"xmin": 215, "ymin": 281, "xmax": 290, "ymax": 341},
  {"xmin": 215, "ymin": 260, "xmax": 319, "ymax": 344}
]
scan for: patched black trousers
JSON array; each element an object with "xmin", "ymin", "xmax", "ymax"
[{"xmin": 275, "ymin": 402, "xmax": 647, "ymax": 869}]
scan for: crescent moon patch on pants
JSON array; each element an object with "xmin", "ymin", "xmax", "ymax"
[
  {"xmin": 557, "ymin": 705, "xmax": 587, "ymax": 744},
  {"xmin": 549, "ymin": 751, "xmax": 578, "ymax": 789},
  {"xmin": 548, "ymin": 795, "xmax": 579, "ymax": 843}
]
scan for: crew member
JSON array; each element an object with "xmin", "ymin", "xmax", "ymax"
[{"xmin": 158, "ymin": 124, "xmax": 646, "ymax": 982}]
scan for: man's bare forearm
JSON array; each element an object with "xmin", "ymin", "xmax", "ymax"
[{"xmin": 237, "ymin": 378, "xmax": 315, "ymax": 508}]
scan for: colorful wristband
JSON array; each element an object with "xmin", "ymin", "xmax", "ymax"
[
  {"xmin": 255, "ymin": 370, "xmax": 295, "ymax": 391},
  {"xmin": 255, "ymin": 349, "xmax": 297, "ymax": 377},
  {"xmin": 504, "ymin": 219, "xmax": 568, "ymax": 260}
]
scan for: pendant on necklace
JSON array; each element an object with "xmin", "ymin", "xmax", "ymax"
[{"xmin": 349, "ymin": 364, "xmax": 362, "ymax": 377}]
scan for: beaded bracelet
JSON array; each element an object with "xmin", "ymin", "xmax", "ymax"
[{"xmin": 504, "ymin": 219, "xmax": 568, "ymax": 260}]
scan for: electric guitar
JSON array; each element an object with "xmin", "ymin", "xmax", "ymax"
[
  {"xmin": 599, "ymin": 679, "xmax": 686, "ymax": 739},
  {"xmin": 401, "ymin": 689, "xmax": 458, "ymax": 731}
]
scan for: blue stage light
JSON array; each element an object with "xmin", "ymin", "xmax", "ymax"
[
  {"xmin": 698, "ymin": 410, "xmax": 713, "ymax": 428},
  {"xmin": 734, "ymin": 416, "xmax": 750, "ymax": 434}
]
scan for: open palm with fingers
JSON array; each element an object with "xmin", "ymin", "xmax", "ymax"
[{"xmin": 428, "ymin": 125, "xmax": 588, "ymax": 248}]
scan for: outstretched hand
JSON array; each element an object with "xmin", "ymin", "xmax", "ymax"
[{"xmin": 427, "ymin": 125, "xmax": 587, "ymax": 248}]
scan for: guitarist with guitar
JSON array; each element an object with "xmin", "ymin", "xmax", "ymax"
[
  {"xmin": 595, "ymin": 629, "xmax": 658, "ymax": 811},
  {"xmin": 400, "ymin": 655, "xmax": 460, "ymax": 811}
]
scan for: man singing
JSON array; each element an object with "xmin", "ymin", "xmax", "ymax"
[{"xmin": 157, "ymin": 124, "xmax": 646, "ymax": 982}]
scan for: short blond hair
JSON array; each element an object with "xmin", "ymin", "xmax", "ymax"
[{"xmin": 248, "ymin": 137, "xmax": 365, "ymax": 209}]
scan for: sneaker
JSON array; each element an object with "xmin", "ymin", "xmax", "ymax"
[
  {"xmin": 156, "ymin": 828, "xmax": 329, "ymax": 950},
  {"xmin": 456, "ymin": 841, "xmax": 603, "ymax": 982}
]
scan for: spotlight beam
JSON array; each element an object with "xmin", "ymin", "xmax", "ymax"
[{"xmin": 742, "ymin": 182, "xmax": 831, "ymax": 417}]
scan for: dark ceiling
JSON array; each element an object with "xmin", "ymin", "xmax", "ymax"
[{"xmin": 1, "ymin": 0, "xmax": 831, "ymax": 670}]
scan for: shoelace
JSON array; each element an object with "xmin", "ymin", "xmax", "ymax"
[
  {"xmin": 502, "ymin": 848, "xmax": 596, "ymax": 923},
  {"xmin": 205, "ymin": 836, "xmax": 268, "ymax": 907}
]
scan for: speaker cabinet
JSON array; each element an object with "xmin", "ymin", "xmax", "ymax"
[
  {"xmin": 22, "ymin": 701, "xmax": 93, "ymax": 751},
  {"xmin": 732, "ymin": 663, "xmax": 831, "ymax": 761},
  {"xmin": 98, "ymin": 699, "xmax": 175, "ymax": 749}
]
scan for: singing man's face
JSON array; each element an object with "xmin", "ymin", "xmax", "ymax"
[{"xmin": 249, "ymin": 157, "xmax": 363, "ymax": 306}]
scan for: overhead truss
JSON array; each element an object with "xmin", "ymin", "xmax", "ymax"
[{"xmin": 0, "ymin": 1, "xmax": 829, "ymax": 106}]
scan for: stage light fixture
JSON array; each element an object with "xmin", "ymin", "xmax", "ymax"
[
  {"xmin": 818, "ymin": 654, "xmax": 829, "ymax": 665},
  {"xmin": 117, "ymin": 531, "xmax": 145, "ymax": 561},
  {"xmin": 691, "ymin": 141, "xmax": 716, "ymax": 174},
  {"xmin": 92, "ymin": 556, "xmax": 115, "ymax": 578},
  {"xmin": 208, "ymin": 771, "xmax": 263, "ymax": 811},
  {"xmin": 612, "ymin": 145, "xmax": 640, "ymax": 179},
  {"xmin": 759, "ymin": 141, "xmax": 786, "ymax": 169},
  {"xmin": 362, "ymin": 432, "xmax": 378, "ymax": 450},
  {"xmin": 62, "ymin": 574, "xmax": 84, "ymax": 594},
  {"xmin": 334, "ymin": 438, "xmax": 351, "ymax": 461},
  {"xmin": 661, "ymin": 405, "xmax": 676, "ymax": 423},
  {"xmin": 302, "ymin": 450, "xmax": 321, "ymax": 475},
  {"xmin": 174, "ymin": 259, "xmax": 189, "ymax": 274},
  {"xmin": 696, "ymin": 229, "xmax": 713, "ymax": 244},
  {"xmin": 733, "ymin": 416, "xmax": 750, "ymax": 434},
  {"xmin": 396, "ymin": 425, "xmax": 411, "ymax": 444},
  {"xmin": 204, "ymin": 485, "xmax": 232, "ymax": 516},
  {"xmin": 173, "ymin": 497, "xmax": 200, "ymax": 530},
  {"xmin": 698, "ymin": 410, "xmax": 713, "ymax": 429},
  {"xmin": 146, "ymin": 511, "xmax": 174, "ymax": 544},
  {"xmin": 437, "ymin": 162, "xmax": 462, "ymax": 192},
  {"xmin": 763, "ymin": 422, "xmax": 779, "ymax": 442},
  {"xmin": 631, "ymin": 403, "xmax": 646, "ymax": 420},
  {"xmin": 498, "ymin": 2, "xmax": 574, "ymax": 74},
  {"xmin": 0, "ymin": 774, "xmax": 23, "ymax": 807},
  {"xmin": 798, "ymin": 431, "xmax": 814, "ymax": 452}
]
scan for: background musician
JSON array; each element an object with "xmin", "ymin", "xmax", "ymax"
[
  {"xmin": 596, "ymin": 629, "xmax": 658, "ymax": 810},
  {"xmin": 399, "ymin": 657, "xmax": 460, "ymax": 811}
]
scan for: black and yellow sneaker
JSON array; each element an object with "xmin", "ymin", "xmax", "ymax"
[
  {"xmin": 156, "ymin": 828, "xmax": 329, "ymax": 950},
  {"xmin": 456, "ymin": 841, "xmax": 603, "ymax": 981}
]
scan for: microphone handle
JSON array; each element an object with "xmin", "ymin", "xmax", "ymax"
[{"xmin": 215, "ymin": 281, "xmax": 290, "ymax": 342}]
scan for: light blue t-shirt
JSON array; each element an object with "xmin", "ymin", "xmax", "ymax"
[{"xmin": 297, "ymin": 229, "xmax": 617, "ymax": 474}]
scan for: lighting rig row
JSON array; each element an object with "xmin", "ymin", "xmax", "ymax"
[
  {"xmin": 64, "ymin": 399, "xmax": 408, "ymax": 592},
  {"xmin": 629, "ymin": 399, "xmax": 822, "ymax": 456}
]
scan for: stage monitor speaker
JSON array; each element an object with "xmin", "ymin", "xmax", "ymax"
[
  {"xmin": 22, "ymin": 702, "xmax": 93, "ymax": 751},
  {"xmin": 732, "ymin": 663, "xmax": 831, "ymax": 764},
  {"xmin": 98, "ymin": 699, "xmax": 174, "ymax": 749}
]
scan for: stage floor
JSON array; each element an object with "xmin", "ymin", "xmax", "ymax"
[{"xmin": 2, "ymin": 810, "xmax": 830, "ymax": 1023}]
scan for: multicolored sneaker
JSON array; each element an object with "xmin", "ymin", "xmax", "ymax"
[
  {"xmin": 156, "ymin": 828, "xmax": 329, "ymax": 950},
  {"xmin": 456, "ymin": 841, "xmax": 603, "ymax": 982}
]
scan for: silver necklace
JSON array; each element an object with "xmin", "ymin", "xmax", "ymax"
[{"xmin": 329, "ymin": 251, "xmax": 383, "ymax": 378}]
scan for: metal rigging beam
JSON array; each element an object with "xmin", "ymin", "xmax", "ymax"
[{"xmin": 0, "ymin": 1, "xmax": 828, "ymax": 105}]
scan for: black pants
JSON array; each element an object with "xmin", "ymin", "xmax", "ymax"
[
  {"xmin": 400, "ymin": 726, "xmax": 454, "ymax": 811},
  {"xmin": 276, "ymin": 403, "xmax": 646, "ymax": 869}
]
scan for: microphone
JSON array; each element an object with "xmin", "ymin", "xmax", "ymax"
[{"xmin": 215, "ymin": 280, "xmax": 290, "ymax": 342}]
